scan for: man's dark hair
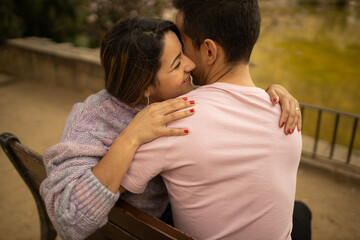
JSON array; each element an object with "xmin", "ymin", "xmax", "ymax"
[{"xmin": 173, "ymin": 0, "xmax": 261, "ymax": 64}]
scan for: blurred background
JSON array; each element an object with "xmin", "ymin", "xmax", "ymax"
[
  {"xmin": 0, "ymin": 0, "xmax": 174, "ymax": 47},
  {"xmin": 0, "ymin": 0, "xmax": 359, "ymax": 239},
  {"xmin": 1, "ymin": 0, "xmax": 359, "ymax": 149},
  {"xmin": 252, "ymin": 0, "xmax": 360, "ymax": 152}
]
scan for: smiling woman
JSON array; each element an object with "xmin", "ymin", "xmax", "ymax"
[
  {"xmin": 148, "ymin": 31, "xmax": 195, "ymax": 102},
  {"xmin": 101, "ymin": 17, "xmax": 190, "ymax": 107},
  {"xmin": 40, "ymin": 16, "xmax": 197, "ymax": 240}
]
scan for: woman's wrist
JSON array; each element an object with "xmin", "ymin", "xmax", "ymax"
[
  {"xmin": 92, "ymin": 130, "xmax": 141, "ymax": 194},
  {"xmin": 118, "ymin": 126, "xmax": 142, "ymax": 149}
]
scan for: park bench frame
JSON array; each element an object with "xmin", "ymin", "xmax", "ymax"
[{"xmin": 0, "ymin": 132, "xmax": 195, "ymax": 240}]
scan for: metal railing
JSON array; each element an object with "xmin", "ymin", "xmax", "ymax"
[{"xmin": 300, "ymin": 102, "xmax": 359, "ymax": 165}]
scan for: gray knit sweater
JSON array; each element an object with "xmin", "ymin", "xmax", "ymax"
[{"xmin": 40, "ymin": 90, "xmax": 169, "ymax": 240}]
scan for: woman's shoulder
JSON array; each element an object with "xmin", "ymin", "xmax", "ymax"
[
  {"xmin": 69, "ymin": 90, "xmax": 132, "ymax": 123},
  {"xmin": 60, "ymin": 90, "xmax": 137, "ymax": 143},
  {"xmin": 65, "ymin": 90, "xmax": 111, "ymax": 128}
]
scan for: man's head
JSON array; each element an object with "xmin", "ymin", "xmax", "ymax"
[{"xmin": 173, "ymin": 0, "xmax": 261, "ymax": 85}]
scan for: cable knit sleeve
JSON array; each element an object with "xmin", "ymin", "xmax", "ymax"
[
  {"xmin": 40, "ymin": 143, "xmax": 119, "ymax": 240},
  {"xmin": 39, "ymin": 91, "xmax": 132, "ymax": 240}
]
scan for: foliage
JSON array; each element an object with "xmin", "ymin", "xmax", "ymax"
[
  {"xmin": 80, "ymin": 0, "xmax": 173, "ymax": 47},
  {"xmin": 0, "ymin": 0, "xmax": 173, "ymax": 47},
  {"xmin": 0, "ymin": 0, "xmax": 25, "ymax": 44},
  {"xmin": 0, "ymin": 0, "xmax": 86, "ymax": 44}
]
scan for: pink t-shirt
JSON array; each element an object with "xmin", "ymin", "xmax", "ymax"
[{"xmin": 122, "ymin": 82, "xmax": 302, "ymax": 240}]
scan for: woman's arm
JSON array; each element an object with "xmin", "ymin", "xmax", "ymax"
[
  {"xmin": 92, "ymin": 98, "xmax": 195, "ymax": 193},
  {"xmin": 266, "ymin": 84, "xmax": 302, "ymax": 134},
  {"xmin": 40, "ymin": 97, "xmax": 195, "ymax": 240}
]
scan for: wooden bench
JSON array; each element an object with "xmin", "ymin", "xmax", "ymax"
[{"xmin": 0, "ymin": 132, "xmax": 195, "ymax": 240}]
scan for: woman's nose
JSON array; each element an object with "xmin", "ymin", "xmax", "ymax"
[{"xmin": 185, "ymin": 56, "xmax": 196, "ymax": 72}]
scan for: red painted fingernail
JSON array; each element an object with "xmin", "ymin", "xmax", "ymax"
[
  {"xmin": 190, "ymin": 100, "xmax": 195, "ymax": 104},
  {"xmin": 291, "ymin": 128, "xmax": 294, "ymax": 133},
  {"xmin": 190, "ymin": 109, "xmax": 195, "ymax": 112},
  {"xmin": 281, "ymin": 122, "xmax": 285, "ymax": 127},
  {"xmin": 183, "ymin": 97, "xmax": 188, "ymax": 101},
  {"xmin": 184, "ymin": 129, "xmax": 189, "ymax": 133},
  {"xmin": 273, "ymin": 98, "xmax": 277, "ymax": 103},
  {"xmin": 298, "ymin": 127, "xmax": 302, "ymax": 132},
  {"xmin": 286, "ymin": 129, "xmax": 290, "ymax": 134}
]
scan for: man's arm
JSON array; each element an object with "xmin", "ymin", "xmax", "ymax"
[{"xmin": 120, "ymin": 139, "xmax": 166, "ymax": 194}]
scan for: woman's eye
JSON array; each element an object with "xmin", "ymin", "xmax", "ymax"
[{"xmin": 174, "ymin": 62, "xmax": 181, "ymax": 69}]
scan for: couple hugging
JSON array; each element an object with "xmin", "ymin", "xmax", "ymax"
[{"xmin": 41, "ymin": 1, "xmax": 310, "ymax": 240}]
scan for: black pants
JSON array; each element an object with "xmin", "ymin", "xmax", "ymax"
[
  {"xmin": 292, "ymin": 201, "xmax": 312, "ymax": 240},
  {"xmin": 160, "ymin": 200, "xmax": 312, "ymax": 240},
  {"xmin": 159, "ymin": 203, "xmax": 174, "ymax": 226}
]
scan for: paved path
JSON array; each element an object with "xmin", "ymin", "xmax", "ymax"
[{"xmin": 0, "ymin": 74, "xmax": 359, "ymax": 239}]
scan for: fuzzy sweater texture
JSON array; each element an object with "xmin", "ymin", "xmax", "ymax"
[{"xmin": 40, "ymin": 90, "xmax": 169, "ymax": 240}]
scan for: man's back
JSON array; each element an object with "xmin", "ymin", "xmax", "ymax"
[{"xmin": 122, "ymin": 82, "xmax": 302, "ymax": 240}]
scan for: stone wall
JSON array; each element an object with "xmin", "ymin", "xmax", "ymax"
[{"xmin": 0, "ymin": 37, "xmax": 104, "ymax": 92}]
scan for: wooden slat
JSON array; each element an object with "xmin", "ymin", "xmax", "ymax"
[
  {"xmin": 108, "ymin": 203, "xmax": 174, "ymax": 240},
  {"xmin": 87, "ymin": 221, "xmax": 137, "ymax": 240},
  {"xmin": 115, "ymin": 200, "xmax": 195, "ymax": 240},
  {"xmin": 11, "ymin": 141, "xmax": 47, "ymax": 181}
]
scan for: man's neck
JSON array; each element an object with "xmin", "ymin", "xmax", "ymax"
[{"xmin": 206, "ymin": 63, "xmax": 255, "ymax": 87}]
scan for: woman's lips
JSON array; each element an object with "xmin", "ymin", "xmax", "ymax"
[{"xmin": 182, "ymin": 75, "xmax": 192, "ymax": 84}]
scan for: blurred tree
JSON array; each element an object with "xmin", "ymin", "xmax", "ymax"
[
  {"xmin": 0, "ymin": 0, "xmax": 173, "ymax": 47},
  {"xmin": 0, "ymin": 0, "xmax": 85, "ymax": 44},
  {"xmin": 82, "ymin": 0, "xmax": 173, "ymax": 47},
  {"xmin": 0, "ymin": 0, "xmax": 24, "ymax": 44}
]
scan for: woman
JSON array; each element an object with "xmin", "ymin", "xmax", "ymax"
[{"xmin": 40, "ymin": 16, "xmax": 301, "ymax": 240}]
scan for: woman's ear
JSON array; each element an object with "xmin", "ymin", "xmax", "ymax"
[
  {"xmin": 201, "ymin": 39, "xmax": 218, "ymax": 65},
  {"xmin": 144, "ymin": 86, "xmax": 153, "ymax": 98},
  {"xmin": 144, "ymin": 90, "xmax": 150, "ymax": 97}
]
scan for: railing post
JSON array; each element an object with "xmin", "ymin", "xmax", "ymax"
[
  {"xmin": 313, "ymin": 110, "xmax": 322, "ymax": 158},
  {"xmin": 347, "ymin": 118, "xmax": 358, "ymax": 164},
  {"xmin": 301, "ymin": 106, "xmax": 305, "ymax": 125},
  {"xmin": 330, "ymin": 114, "xmax": 340, "ymax": 159}
]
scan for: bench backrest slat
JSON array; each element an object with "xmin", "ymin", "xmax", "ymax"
[{"xmin": 11, "ymin": 142, "xmax": 47, "ymax": 184}]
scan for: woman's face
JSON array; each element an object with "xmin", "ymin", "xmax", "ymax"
[{"xmin": 148, "ymin": 31, "xmax": 196, "ymax": 102}]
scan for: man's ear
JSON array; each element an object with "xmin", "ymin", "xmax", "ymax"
[{"xmin": 201, "ymin": 39, "xmax": 218, "ymax": 65}]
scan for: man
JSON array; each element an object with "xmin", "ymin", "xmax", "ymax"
[{"xmin": 122, "ymin": 0, "xmax": 303, "ymax": 239}]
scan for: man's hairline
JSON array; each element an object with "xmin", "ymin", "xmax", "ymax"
[{"xmin": 175, "ymin": 9, "xmax": 247, "ymax": 66}]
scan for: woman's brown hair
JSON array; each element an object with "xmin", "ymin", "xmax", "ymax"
[{"xmin": 100, "ymin": 16, "xmax": 182, "ymax": 107}]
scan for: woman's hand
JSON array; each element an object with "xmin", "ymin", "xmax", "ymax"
[
  {"xmin": 92, "ymin": 97, "xmax": 195, "ymax": 194},
  {"xmin": 124, "ymin": 97, "xmax": 195, "ymax": 146},
  {"xmin": 266, "ymin": 84, "xmax": 302, "ymax": 134}
]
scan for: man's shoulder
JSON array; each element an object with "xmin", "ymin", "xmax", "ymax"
[
  {"xmin": 172, "ymin": 83, "xmax": 281, "ymax": 129},
  {"xmin": 182, "ymin": 83, "xmax": 271, "ymax": 110},
  {"xmin": 185, "ymin": 83, "xmax": 267, "ymax": 98}
]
